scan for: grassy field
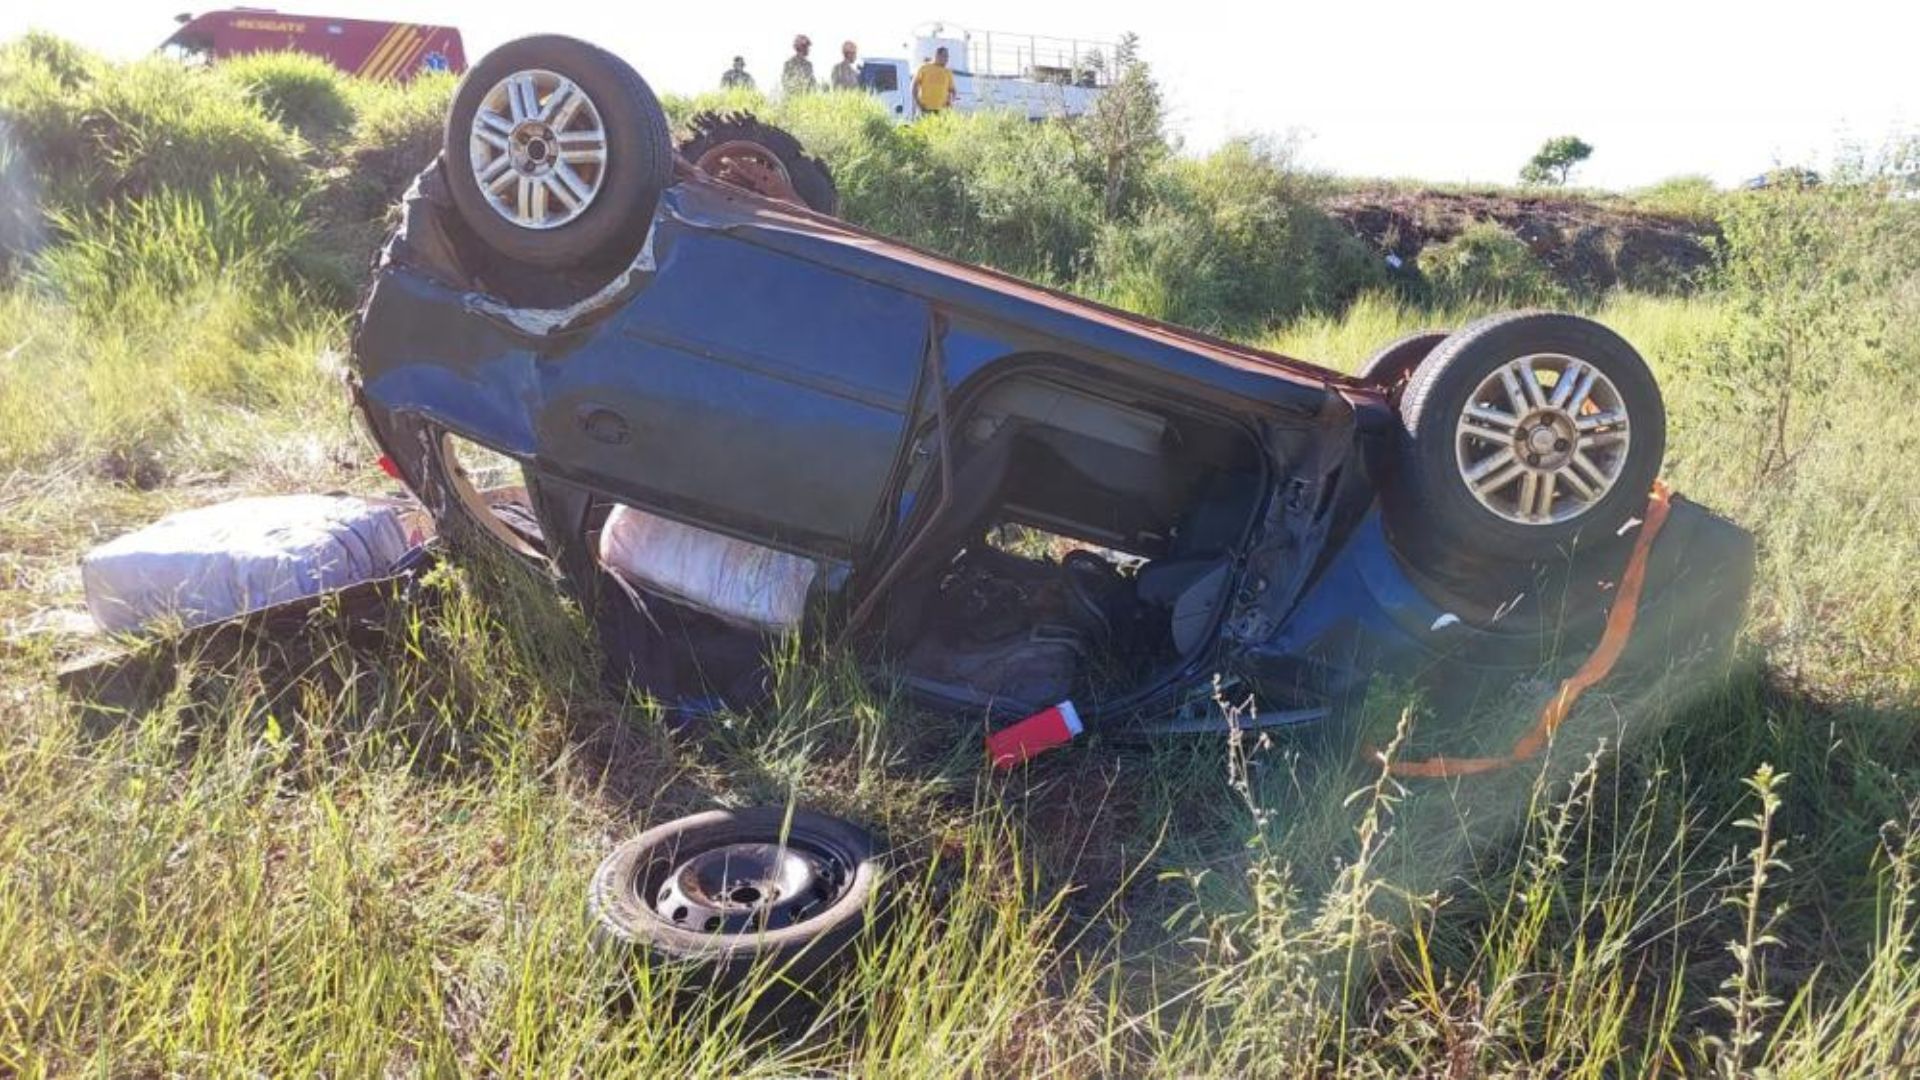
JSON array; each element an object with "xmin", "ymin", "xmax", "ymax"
[{"xmin": 2, "ymin": 40, "xmax": 1918, "ymax": 1076}]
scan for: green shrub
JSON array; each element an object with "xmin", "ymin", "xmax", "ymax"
[
  {"xmin": 913, "ymin": 109, "xmax": 1099, "ymax": 279},
  {"xmin": 1688, "ymin": 152, "xmax": 1920, "ymax": 482},
  {"xmin": 219, "ymin": 51, "xmax": 354, "ymax": 146},
  {"xmin": 0, "ymin": 30, "xmax": 97, "ymax": 90},
  {"xmin": 1632, "ymin": 173, "xmax": 1723, "ymax": 227},
  {"xmin": 0, "ymin": 55, "xmax": 306, "ymax": 211},
  {"xmin": 1086, "ymin": 202, "xmax": 1221, "ymax": 322},
  {"xmin": 1419, "ymin": 221, "xmax": 1561, "ymax": 307},
  {"xmin": 0, "ymin": 37, "xmax": 88, "ymax": 197},
  {"xmin": 722, "ymin": 96, "xmax": 1102, "ymax": 281},
  {"xmin": 1183, "ymin": 138, "xmax": 1384, "ymax": 317},
  {"xmin": 1081, "ymin": 32, "xmax": 1168, "ymax": 221},
  {"xmin": 1088, "ymin": 139, "xmax": 1385, "ymax": 328},
  {"xmin": 342, "ymin": 72, "xmax": 454, "ymax": 179}
]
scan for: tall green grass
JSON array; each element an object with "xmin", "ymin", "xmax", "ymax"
[{"xmin": 0, "ymin": 281, "xmax": 348, "ymax": 487}]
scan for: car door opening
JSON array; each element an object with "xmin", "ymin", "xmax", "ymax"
[{"xmin": 869, "ymin": 372, "xmax": 1271, "ymax": 716}]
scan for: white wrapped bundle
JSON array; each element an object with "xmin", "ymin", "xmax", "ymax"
[
  {"xmin": 597, "ymin": 504, "xmax": 815, "ymax": 630},
  {"xmin": 82, "ymin": 495, "xmax": 430, "ymax": 634}
]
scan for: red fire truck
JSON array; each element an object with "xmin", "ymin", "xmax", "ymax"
[{"xmin": 162, "ymin": 9, "xmax": 466, "ymax": 81}]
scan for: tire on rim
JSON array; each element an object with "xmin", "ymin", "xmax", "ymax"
[
  {"xmin": 1356, "ymin": 329, "xmax": 1448, "ymax": 396},
  {"xmin": 677, "ymin": 111, "xmax": 841, "ymax": 215},
  {"xmin": 589, "ymin": 808, "xmax": 881, "ymax": 986},
  {"xmin": 444, "ymin": 35, "xmax": 672, "ymax": 270},
  {"xmin": 1391, "ymin": 311, "xmax": 1664, "ymax": 562}
]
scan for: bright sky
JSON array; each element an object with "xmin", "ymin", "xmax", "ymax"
[{"xmin": 7, "ymin": 1, "xmax": 1915, "ymax": 189}]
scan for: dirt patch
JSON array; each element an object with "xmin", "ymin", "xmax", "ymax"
[{"xmin": 1323, "ymin": 188, "xmax": 1717, "ymax": 294}]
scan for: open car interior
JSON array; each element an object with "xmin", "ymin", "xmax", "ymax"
[{"xmin": 875, "ymin": 374, "xmax": 1269, "ymax": 713}]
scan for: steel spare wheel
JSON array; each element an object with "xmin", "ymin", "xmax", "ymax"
[
  {"xmin": 443, "ymin": 35, "xmax": 672, "ymax": 269},
  {"xmin": 589, "ymin": 808, "xmax": 882, "ymax": 986},
  {"xmin": 696, "ymin": 138, "xmax": 799, "ymax": 203},
  {"xmin": 1391, "ymin": 311, "xmax": 1665, "ymax": 562}
]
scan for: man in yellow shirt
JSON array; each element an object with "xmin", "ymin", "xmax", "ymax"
[{"xmin": 912, "ymin": 47, "xmax": 957, "ymax": 116}]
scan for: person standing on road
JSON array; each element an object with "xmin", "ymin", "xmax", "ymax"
[
  {"xmin": 782, "ymin": 35, "xmax": 816, "ymax": 96},
  {"xmin": 830, "ymin": 40, "xmax": 860, "ymax": 90},
  {"xmin": 720, "ymin": 56, "xmax": 754, "ymax": 90},
  {"xmin": 912, "ymin": 46, "xmax": 956, "ymax": 116}
]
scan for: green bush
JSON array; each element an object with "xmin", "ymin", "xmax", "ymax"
[
  {"xmin": 341, "ymin": 71, "xmax": 455, "ymax": 193},
  {"xmin": 1689, "ymin": 153, "xmax": 1920, "ymax": 482},
  {"xmin": 1419, "ymin": 221, "xmax": 1561, "ymax": 307},
  {"xmin": 1086, "ymin": 202, "xmax": 1221, "ymax": 322},
  {"xmin": 1632, "ymin": 173, "xmax": 1723, "ymax": 227},
  {"xmin": 727, "ymin": 96, "xmax": 1101, "ymax": 281},
  {"xmin": 912, "ymin": 109, "xmax": 1100, "ymax": 279},
  {"xmin": 0, "ymin": 37, "xmax": 88, "ymax": 197},
  {"xmin": 218, "ymin": 51, "xmax": 355, "ymax": 146},
  {"xmin": 1088, "ymin": 139, "xmax": 1384, "ymax": 328},
  {"xmin": 0, "ymin": 30, "xmax": 97, "ymax": 90},
  {"xmin": 0, "ymin": 53, "xmax": 306, "ymax": 211}
]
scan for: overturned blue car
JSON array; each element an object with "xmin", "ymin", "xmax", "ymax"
[{"xmin": 350, "ymin": 35, "xmax": 1753, "ymax": 744}]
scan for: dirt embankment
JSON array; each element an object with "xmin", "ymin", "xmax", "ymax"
[{"xmin": 1323, "ymin": 189, "xmax": 1718, "ymax": 293}]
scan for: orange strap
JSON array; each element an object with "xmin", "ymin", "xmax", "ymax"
[{"xmin": 1366, "ymin": 481, "xmax": 1674, "ymax": 779}]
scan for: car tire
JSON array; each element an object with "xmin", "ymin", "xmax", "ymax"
[
  {"xmin": 589, "ymin": 807, "xmax": 881, "ymax": 987},
  {"xmin": 678, "ymin": 111, "xmax": 841, "ymax": 215},
  {"xmin": 1391, "ymin": 311, "xmax": 1665, "ymax": 563},
  {"xmin": 443, "ymin": 35, "xmax": 672, "ymax": 271},
  {"xmin": 1355, "ymin": 329, "xmax": 1448, "ymax": 396}
]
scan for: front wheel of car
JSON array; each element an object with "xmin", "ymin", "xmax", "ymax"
[
  {"xmin": 443, "ymin": 35, "xmax": 672, "ymax": 271},
  {"xmin": 1390, "ymin": 311, "xmax": 1665, "ymax": 562}
]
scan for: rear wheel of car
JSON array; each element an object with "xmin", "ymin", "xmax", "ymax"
[
  {"xmin": 589, "ymin": 808, "xmax": 881, "ymax": 988},
  {"xmin": 1391, "ymin": 311, "xmax": 1665, "ymax": 562},
  {"xmin": 1355, "ymin": 329, "xmax": 1448, "ymax": 397},
  {"xmin": 678, "ymin": 111, "xmax": 841, "ymax": 215},
  {"xmin": 443, "ymin": 35, "xmax": 672, "ymax": 270}
]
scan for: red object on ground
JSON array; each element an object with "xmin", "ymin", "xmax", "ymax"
[
  {"xmin": 161, "ymin": 10, "xmax": 467, "ymax": 81},
  {"xmin": 986, "ymin": 701, "xmax": 1083, "ymax": 769},
  {"xmin": 376, "ymin": 454, "xmax": 403, "ymax": 480}
]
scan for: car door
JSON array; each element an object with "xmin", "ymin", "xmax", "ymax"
[{"xmin": 532, "ymin": 224, "xmax": 933, "ymax": 562}]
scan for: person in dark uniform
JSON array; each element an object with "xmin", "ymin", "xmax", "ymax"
[{"xmin": 782, "ymin": 35, "xmax": 816, "ymax": 95}]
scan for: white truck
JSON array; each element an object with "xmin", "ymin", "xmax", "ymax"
[{"xmin": 856, "ymin": 23, "xmax": 1110, "ymax": 121}]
